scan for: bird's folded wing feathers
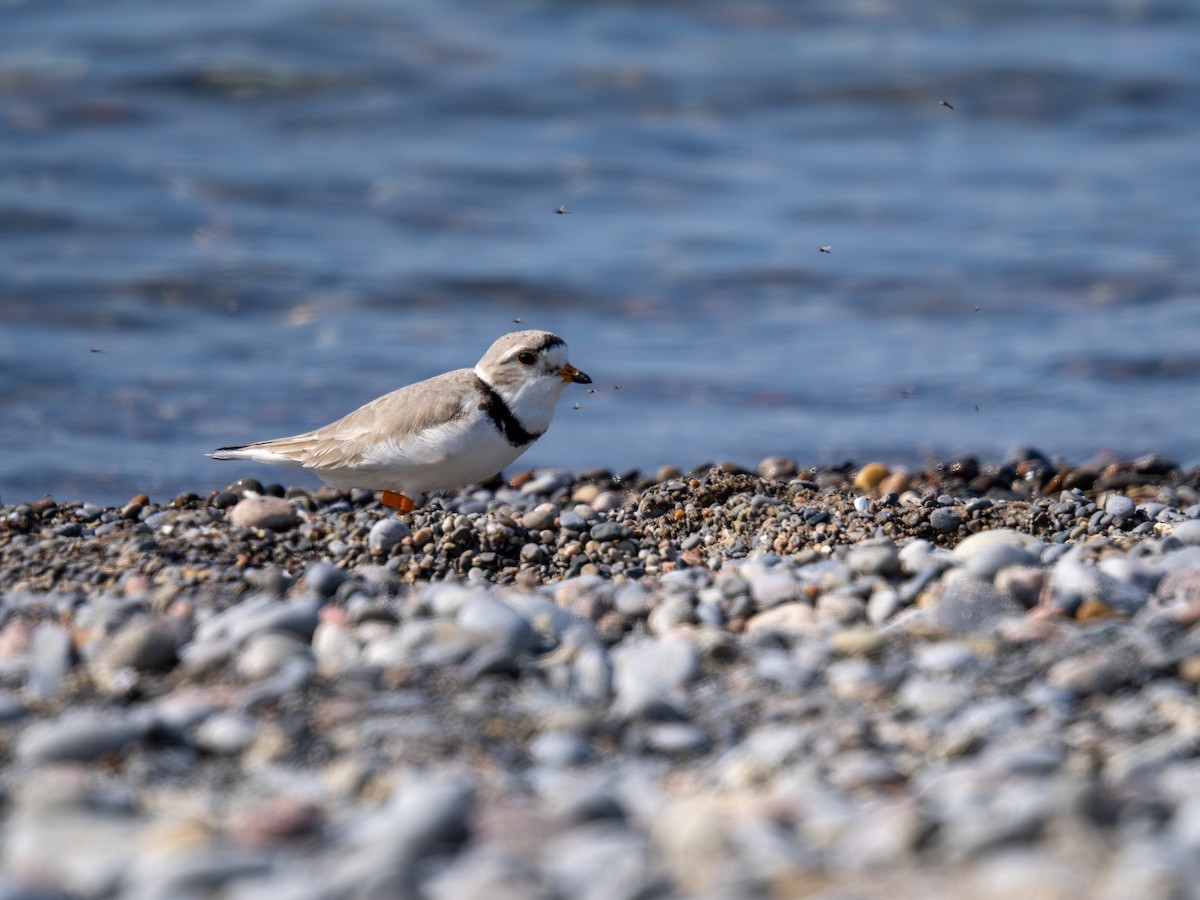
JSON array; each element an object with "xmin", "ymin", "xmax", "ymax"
[{"xmin": 223, "ymin": 369, "xmax": 477, "ymax": 469}]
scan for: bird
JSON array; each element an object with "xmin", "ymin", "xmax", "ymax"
[{"xmin": 211, "ymin": 330, "xmax": 591, "ymax": 512}]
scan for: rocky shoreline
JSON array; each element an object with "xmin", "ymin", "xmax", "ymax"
[{"xmin": 3, "ymin": 451, "xmax": 1200, "ymax": 898}]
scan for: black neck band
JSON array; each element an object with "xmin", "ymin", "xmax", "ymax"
[{"xmin": 476, "ymin": 376, "xmax": 542, "ymax": 447}]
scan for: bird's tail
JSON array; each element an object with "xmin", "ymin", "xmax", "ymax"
[{"xmin": 209, "ymin": 442, "xmax": 307, "ymax": 467}]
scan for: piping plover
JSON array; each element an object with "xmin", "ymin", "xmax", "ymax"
[{"xmin": 211, "ymin": 330, "xmax": 591, "ymax": 512}]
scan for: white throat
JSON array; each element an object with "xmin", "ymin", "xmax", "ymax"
[{"xmin": 476, "ymin": 364, "xmax": 568, "ymax": 435}]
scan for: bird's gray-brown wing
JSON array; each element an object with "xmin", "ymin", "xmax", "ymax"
[{"xmin": 222, "ymin": 369, "xmax": 479, "ymax": 470}]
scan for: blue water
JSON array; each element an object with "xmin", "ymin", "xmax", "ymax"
[{"xmin": 2, "ymin": 0, "xmax": 1198, "ymax": 505}]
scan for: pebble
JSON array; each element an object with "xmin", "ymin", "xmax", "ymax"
[
  {"xmin": 190, "ymin": 711, "xmax": 260, "ymax": 755},
  {"xmin": 854, "ymin": 462, "xmax": 889, "ymax": 491},
  {"xmin": 930, "ymin": 507, "xmax": 963, "ymax": 533},
  {"xmin": 953, "ymin": 528, "xmax": 1043, "ymax": 560},
  {"xmin": 745, "ymin": 602, "xmax": 817, "ymax": 636},
  {"xmin": 845, "ymin": 540, "xmax": 901, "ymax": 577},
  {"xmin": 1169, "ymin": 519, "xmax": 1200, "ymax": 545},
  {"xmin": 456, "ymin": 595, "xmax": 537, "ymax": 652},
  {"xmin": 228, "ymin": 495, "xmax": 299, "ymax": 531},
  {"xmin": 304, "ymin": 560, "xmax": 346, "ymax": 597},
  {"xmin": 933, "ymin": 577, "xmax": 1024, "ymax": 633},
  {"xmin": 94, "ymin": 617, "xmax": 182, "ymax": 673},
  {"xmin": 18, "ymin": 710, "xmax": 150, "ymax": 763},
  {"xmin": 237, "ymin": 632, "xmax": 312, "ymax": 679},
  {"xmin": 530, "ymin": 731, "xmax": 594, "ymax": 767},
  {"xmin": 26, "ymin": 623, "xmax": 73, "ymax": 700},
  {"xmin": 964, "ymin": 543, "xmax": 1039, "ymax": 582},
  {"xmin": 1104, "ymin": 493, "xmax": 1137, "ymax": 524}
]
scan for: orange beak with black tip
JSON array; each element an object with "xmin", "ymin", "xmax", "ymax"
[{"xmin": 558, "ymin": 364, "xmax": 591, "ymax": 385}]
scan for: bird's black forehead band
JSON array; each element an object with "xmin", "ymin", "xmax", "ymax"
[{"xmin": 531, "ymin": 334, "xmax": 565, "ymax": 352}]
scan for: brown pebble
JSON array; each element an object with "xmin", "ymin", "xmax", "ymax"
[
  {"xmin": 877, "ymin": 470, "xmax": 910, "ymax": 495},
  {"xmin": 572, "ymin": 484, "xmax": 601, "ymax": 503},
  {"xmin": 758, "ymin": 457, "xmax": 798, "ymax": 480},
  {"xmin": 319, "ymin": 605, "xmax": 350, "ymax": 626},
  {"xmin": 508, "ymin": 470, "xmax": 535, "ymax": 489},
  {"xmin": 1177, "ymin": 656, "xmax": 1200, "ymax": 684},
  {"xmin": 30, "ymin": 498, "xmax": 57, "ymax": 515},
  {"xmin": 228, "ymin": 797, "xmax": 324, "ymax": 846},
  {"xmin": 1076, "ymin": 600, "xmax": 1122, "ymax": 622},
  {"xmin": 853, "ymin": 462, "xmax": 889, "ymax": 492},
  {"xmin": 228, "ymin": 496, "xmax": 299, "ymax": 532},
  {"xmin": 0, "ymin": 618, "xmax": 33, "ymax": 656}
]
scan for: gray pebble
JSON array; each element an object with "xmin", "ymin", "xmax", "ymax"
[
  {"xmin": 558, "ymin": 510, "xmax": 587, "ymax": 531},
  {"xmin": 1170, "ymin": 520, "xmax": 1200, "ymax": 545},
  {"xmin": 237, "ymin": 632, "xmax": 312, "ymax": 679},
  {"xmin": 226, "ymin": 595, "xmax": 322, "ymax": 645},
  {"xmin": 304, "ymin": 560, "xmax": 346, "ymax": 597},
  {"xmin": 748, "ymin": 570, "xmax": 799, "ymax": 608},
  {"xmin": 591, "ymin": 521, "xmax": 632, "ymax": 542},
  {"xmin": 312, "ymin": 621, "xmax": 363, "ymax": 677},
  {"xmin": 190, "ymin": 711, "xmax": 260, "ymax": 755},
  {"xmin": 457, "ymin": 595, "xmax": 537, "ymax": 652},
  {"xmin": 643, "ymin": 722, "xmax": 710, "ymax": 755},
  {"xmin": 18, "ymin": 710, "xmax": 149, "ymax": 763},
  {"xmin": 934, "ymin": 576, "xmax": 1024, "ymax": 633},
  {"xmin": 964, "ymin": 543, "xmax": 1038, "ymax": 582},
  {"xmin": 26, "ymin": 623, "xmax": 73, "ymax": 701},
  {"xmin": 1105, "ymin": 493, "xmax": 1137, "ymax": 523},
  {"xmin": 846, "ymin": 540, "xmax": 901, "ymax": 577},
  {"xmin": 1049, "ymin": 557, "xmax": 1149, "ymax": 615},
  {"xmin": 0, "ymin": 692, "xmax": 28, "ymax": 723},
  {"xmin": 914, "ymin": 641, "xmax": 978, "ymax": 673},
  {"xmin": 647, "ymin": 593, "xmax": 696, "ymax": 635},
  {"xmin": 530, "ymin": 731, "xmax": 593, "ymax": 767},
  {"xmin": 897, "ymin": 677, "xmax": 973, "ymax": 716},
  {"xmin": 815, "ymin": 591, "xmax": 867, "ymax": 625},
  {"xmin": 368, "ymin": 517, "xmax": 411, "ymax": 555},
  {"xmin": 1047, "ymin": 654, "xmax": 1128, "ymax": 695},
  {"xmin": 867, "ymin": 586, "xmax": 903, "ymax": 624},
  {"xmin": 930, "ymin": 507, "xmax": 962, "ymax": 533},
  {"xmin": 614, "ymin": 583, "xmax": 651, "ymax": 618},
  {"xmin": 95, "ymin": 617, "xmax": 182, "ymax": 673}
]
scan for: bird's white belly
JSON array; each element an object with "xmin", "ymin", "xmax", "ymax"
[{"xmin": 318, "ymin": 414, "xmax": 531, "ymax": 496}]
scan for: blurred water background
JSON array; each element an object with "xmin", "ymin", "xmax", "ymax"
[{"xmin": 1, "ymin": 0, "xmax": 1198, "ymax": 505}]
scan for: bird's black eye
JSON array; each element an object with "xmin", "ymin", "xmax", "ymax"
[{"xmin": 516, "ymin": 351, "xmax": 537, "ymax": 366}]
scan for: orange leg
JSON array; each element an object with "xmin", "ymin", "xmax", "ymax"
[{"xmin": 380, "ymin": 490, "xmax": 415, "ymax": 513}]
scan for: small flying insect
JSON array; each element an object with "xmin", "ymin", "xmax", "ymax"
[
  {"xmin": 818, "ymin": 245, "xmax": 832, "ymax": 254},
  {"xmin": 940, "ymin": 99, "xmax": 955, "ymax": 110},
  {"xmin": 555, "ymin": 205, "xmax": 573, "ymax": 215}
]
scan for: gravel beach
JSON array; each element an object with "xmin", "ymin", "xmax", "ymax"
[{"xmin": 4, "ymin": 450, "xmax": 1200, "ymax": 898}]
